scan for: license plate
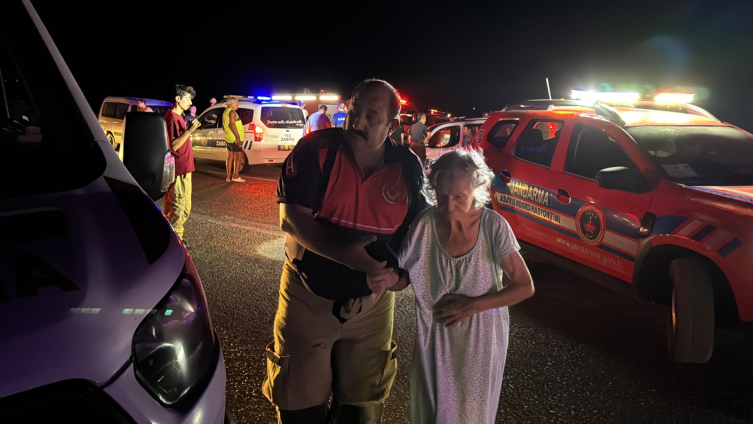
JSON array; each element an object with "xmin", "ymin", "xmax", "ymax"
[
  {"xmin": 215, "ymin": 140, "xmax": 226, "ymax": 147},
  {"xmin": 281, "ymin": 136, "xmax": 295, "ymax": 142},
  {"xmin": 277, "ymin": 145, "xmax": 294, "ymax": 151}
]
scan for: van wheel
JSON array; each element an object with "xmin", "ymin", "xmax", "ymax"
[
  {"xmin": 240, "ymin": 153, "xmax": 253, "ymax": 175},
  {"xmin": 666, "ymin": 258, "xmax": 715, "ymax": 363},
  {"xmin": 107, "ymin": 133, "xmax": 117, "ymax": 150}
]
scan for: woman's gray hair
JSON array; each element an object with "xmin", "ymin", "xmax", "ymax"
[{"xmin": 423, "ymin": 149, "xmax": 495, "ymax": 209}]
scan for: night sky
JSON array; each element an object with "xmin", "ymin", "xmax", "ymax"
[{"xmin": 34, "ymin": 0, "xmax": 753, "ymax": 130}]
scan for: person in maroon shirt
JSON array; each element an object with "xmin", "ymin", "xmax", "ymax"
[
  {"xmin": 163, "ymin": 84, "xmax": 200, "ymax": 241},
  {"xmin": 263, "ymin": 79, "xmax": 429, "ymax": 424}
]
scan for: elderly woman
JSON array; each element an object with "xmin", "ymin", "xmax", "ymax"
[{"xmin": 376, "ymin": 149, "xmax": 535, "ymax": 424}]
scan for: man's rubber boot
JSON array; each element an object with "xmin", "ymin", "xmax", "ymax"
[
  {"xmin": 277, "ymin": 404, "xmax": 329, "ymax": 424},
  {"xmin": 330, "ymin": 403, "xmax": 384, "ymax": 424}
]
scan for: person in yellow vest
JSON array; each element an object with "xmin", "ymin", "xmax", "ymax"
[{"xmin": 223, "ymin": 97, "xmax": 246, "ymax": 183}]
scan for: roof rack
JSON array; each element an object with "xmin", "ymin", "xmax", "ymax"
[{"xmin": 502, "ymin": 99, "xmax": 625, "ymax": 126}]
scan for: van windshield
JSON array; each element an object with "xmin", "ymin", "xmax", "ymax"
[{"xmin": 0, "ymin": 2, "xmax": 105, "ymax": 199}]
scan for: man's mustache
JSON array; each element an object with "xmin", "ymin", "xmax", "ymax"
[{"xmin": 349, "ymin": 128, "xmax": 367, "ymax": 139}]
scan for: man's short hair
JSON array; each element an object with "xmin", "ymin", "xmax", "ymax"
[
  {"xmin": 417, "ymin": 113, "xmax": 426, "ymax": 121},
  {"xmin": 318, "ymin": 105, "xmax": 327, "ymax": 112},
  {"xmin": 351, "ymin": 79, "xmax": 400, "ymax": 120},
  {"xmin": 175, "ymin": 85, "xmax": 196, "ymax": 100},
  {"xmin": 137, "ymin": 98, "xmax": 146, "ymax": 104}
]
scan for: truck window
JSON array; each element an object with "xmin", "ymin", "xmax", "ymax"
[
  {"xmin": 565, "ymin": 124, "xmax": 635, "ymax": 180},
  {"xmin": 513, "ymin": 120, "xmax": 563, "ymax": 167}
]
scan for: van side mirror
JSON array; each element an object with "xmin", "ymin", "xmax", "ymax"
[
  {"xmin": 596, "ymin": 166, "xmax": 649, "ymax": 194},
  {"xmin": 121, "ymin": 112, "xmax": 174, "ymax": 201}
]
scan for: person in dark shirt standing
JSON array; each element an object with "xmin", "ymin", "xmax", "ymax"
[
  {"xmin": 183, "ymin": 105, "xmax": 198, "ymax": 125},
  {"xmin": 163, "ymin": 85, "xmax": 200, "ymax": 242},
  {"xmin": 304, "ymin": 104, "xmax": 332, "ymax": 134},
  {"xmin": 409, "ymin": 113, "xmax": 429, "ymax": 167},
  {"xmin": 263, "ymin": 79, "xmax": 429, "ymax": 424},
  {"xmin": 389, "ymin": 122, "xmax": 406, "ymax": 146},
  {"xmin": 332, "ymin": 102, "xmax": 347, "ymax": 128},
  {"xmin": 462, "ymin": 125, "xmax": 474, "ymax": 148}
]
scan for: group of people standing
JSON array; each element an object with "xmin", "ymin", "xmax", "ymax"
[
  {"xmin": 303, "ymin": 103, "xmax": 349, "ymax": 134},
  {"xmin": 389, "ymin": 113, "xmax": 480, "ymax": 169},
  {"xmin": 154, "ymin": 80, "xmax": 536, "ymax": 424},
  {"xmin": 387, "ymin": 112, "xmax": 431, "ymax": 168},
  {"xmin": 263, "ymin": 79, "xmax": 536, "ymax": 424}
]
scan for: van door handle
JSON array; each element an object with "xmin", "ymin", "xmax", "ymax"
[
  {"xmin": 499, "ymin": 170, "xmax": 512, "ymax": 183},
  {"xmin": 555, "ymin": 189, "xmax": 571, "ymax": 205}
]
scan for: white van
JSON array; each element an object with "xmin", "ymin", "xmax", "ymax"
[
  {"xmin": 192, "ymin": 97, "xmax": 305, "ymax": 171},
  {"xmin": 0, "ymin": 2, "xmax": 229, "ymax": 422},
  {"xmin": 98, "ymin": 97, "xmax": 173, "ymax": 149}
]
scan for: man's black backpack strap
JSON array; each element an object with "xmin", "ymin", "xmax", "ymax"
[{"xmin": 314, "ymin": 136, "xmax": 341, "ymax": 215}]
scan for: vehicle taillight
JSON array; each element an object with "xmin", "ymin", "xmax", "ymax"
[{"xmin": 248, "ymin": 123, "xmax": 264, "ymax": 141}]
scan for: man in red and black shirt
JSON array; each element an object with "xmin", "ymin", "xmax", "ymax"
[
  {"xmin": 163, "ymin": 84, "xmax": 200, "ymax": 241},
  {"xmin": 263, "ymin": 79, "xmax": 429, "ymax": 423}
]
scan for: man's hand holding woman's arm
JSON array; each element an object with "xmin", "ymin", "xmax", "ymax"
[{"xmin": 280, "ymin": 203, "xmax": 393, "ymax": 277}]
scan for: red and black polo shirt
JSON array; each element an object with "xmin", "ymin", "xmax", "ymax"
[{"xmin": 277, "ymin": 128, "xmax": 428, "ymax": 300}]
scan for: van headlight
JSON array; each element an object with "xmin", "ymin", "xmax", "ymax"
[{"xmin": 132, "ymin": 258, "xmax": 218, "ymax": 407}]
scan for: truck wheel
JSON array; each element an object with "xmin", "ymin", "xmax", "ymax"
[{"xmin": 666, "ymin": 258, "xmax": 715, "ymax": 363}]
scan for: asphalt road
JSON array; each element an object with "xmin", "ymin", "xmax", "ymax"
[{"xmin": 185, "ymin": 160, "xmax": 753, "ymax": 424}]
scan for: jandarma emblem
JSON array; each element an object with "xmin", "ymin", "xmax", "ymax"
[{"xmin": 576, "ymin": 204, "xmax": 605, "ymax": 246}]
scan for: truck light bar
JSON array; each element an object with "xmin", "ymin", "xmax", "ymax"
[
  {"xmin": 653, "ymin": 92, "xmax": 694, "ymax": 104},
  {"xmin": 571, "ymin": 89, "xmax": 639, "ymax": 104}
]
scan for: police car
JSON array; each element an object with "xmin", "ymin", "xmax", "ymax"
[
  {"xmin": 191, "ymin": 97, "xmax": 305, "ymax": 172},
  {"xmin": 1, "ymin": 2, "xmax": 229, "ymax": 422},
  {"xmin": 479, "ymin": 102, "xmax": 753, "ymax": 363},
  {"xmin": 425, "ymin": 117, "xmax": 487, "ymax": 168}
]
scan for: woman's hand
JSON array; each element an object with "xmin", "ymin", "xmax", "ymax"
[{"xmin": 434, "ymin": 294, "xmax": 478, "ymax": 327}]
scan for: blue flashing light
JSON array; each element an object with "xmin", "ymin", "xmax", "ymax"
[{"xmin": 257, "ymin": 96, "xmax": 272, "ymax": 101}]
